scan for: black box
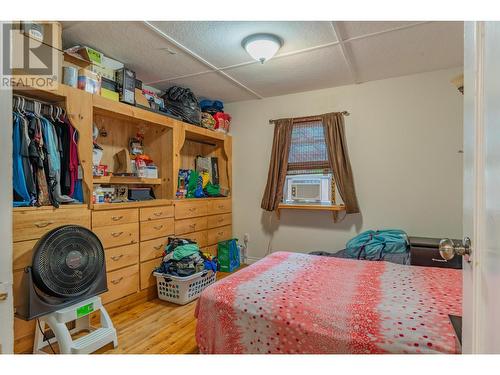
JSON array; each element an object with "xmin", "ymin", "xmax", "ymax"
[
  {"xmin": 101, "ymin": 77, "xmax": 117, "ymax": 92},
  {"xmin": 115, "ymin": 68, "xmax": 136, "ymax": 105},
  {"xmin": 135, "ymin": 79, "xmax": 143, "ymax": 90}
]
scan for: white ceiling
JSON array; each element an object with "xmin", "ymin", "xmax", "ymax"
[{"xmin": 61, "ymin": 21, "xmax": 463, "ymax": 103}]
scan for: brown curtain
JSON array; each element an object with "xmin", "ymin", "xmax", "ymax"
[
  {"xmin": 261, "ymin": 118, "xmax": 294, "ymax": 211},
  {"xmin": 322, "ymin": 112, "xmax": 360, "ymax": 215}
]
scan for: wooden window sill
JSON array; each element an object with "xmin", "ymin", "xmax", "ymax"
[{"xmin": 276, "ymin": 203, "xmax": 346, "ymax": 219}]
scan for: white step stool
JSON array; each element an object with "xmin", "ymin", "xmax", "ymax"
[{"xmin": 33, "ymin": 296, "xmax": 118, "ymax": 354}]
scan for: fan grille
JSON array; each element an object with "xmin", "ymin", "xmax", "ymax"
[{"xmin": 32, "ymin": 226, "xmax": 105, "ymax": 298}]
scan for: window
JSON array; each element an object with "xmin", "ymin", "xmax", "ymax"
[{"xmin": 287, "ymin": 120, "xmax": 330, "ymax": 174}]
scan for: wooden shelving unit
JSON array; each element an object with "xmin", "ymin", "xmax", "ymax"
[
  {"xmin": 91, "ymin": 198, "xmax": 173, "ymax": 211},
  {"xmin": 93, "ymin": 176, "xmax": 162, "ymax": 185}
]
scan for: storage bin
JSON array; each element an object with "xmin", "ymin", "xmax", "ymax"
[{"xmin": 153, "ymin": 270, "xmax": 216, "ymax": 305}]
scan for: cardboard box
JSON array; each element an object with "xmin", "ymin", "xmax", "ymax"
[{"xmin": 100, "ymin": 88, "xmax": 119, "ymax": 102}]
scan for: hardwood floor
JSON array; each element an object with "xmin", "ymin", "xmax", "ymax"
[
  {"xmin": 31, "ymin": 269, "xmax": 240, "ymax": 354},
  {"xmin": 95, "ymin": 269, "xmax": 239, "ymax": 354},
  {"xmin": 96, "ymin": 297, "xmax": 200, "ymax": 354}
]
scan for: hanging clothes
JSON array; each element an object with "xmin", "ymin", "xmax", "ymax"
[
  {"xmin": 12, "ymin": 113, "xmax": 31, "ymax": 207},
  {"xmin": 12, "ymin": 97, "xmax": 82, "ymax": 208}
]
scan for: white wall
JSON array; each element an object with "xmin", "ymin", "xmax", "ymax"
[{"xmin": 226, "ymin": 68, "xmax": 464, "ymax": 261}]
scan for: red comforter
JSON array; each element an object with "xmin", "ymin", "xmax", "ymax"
[{"xmin": 195, "ymin": 251, "xmax": 462, "ymax": 354}]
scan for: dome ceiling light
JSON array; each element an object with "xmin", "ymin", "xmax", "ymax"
[{"xmin": 242, "ymin": 33, "xmax": 283, "ymax": 64}]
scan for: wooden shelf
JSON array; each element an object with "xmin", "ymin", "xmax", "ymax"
[
  {"xmin": 91, "ymin": 199, "xmax": 173, "ymax": 211},
  {"xmin": 93, "ymin": 176, "xmax": 162, "ymax": 185},
  {"xmin": 276, "ymin": 203, "xmax": 346, "ymax": 219},
  {"xmin": 93, "ymin": 94, "xmax": 178, "ymax": 128},
  {"xmin": 12, "ymin": 81, "xmax": 66, "ymax": 103},
  {"xmin": 13, "ymin": 203, "xmax": 87, "ymax": 212}
]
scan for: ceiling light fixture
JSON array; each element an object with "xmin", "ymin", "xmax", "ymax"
[{"xmin": 242, "ymin": 33, "xmax": 283, "ymax": 64}]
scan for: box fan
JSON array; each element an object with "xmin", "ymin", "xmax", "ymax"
[{"xmin": 16, "ymin": 225, "xmax": 118, "ymax": 354}]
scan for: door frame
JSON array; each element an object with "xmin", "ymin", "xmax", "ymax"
[{"xmin": 0, "ymin": 20, "xmax": 14, "ymax": 354}]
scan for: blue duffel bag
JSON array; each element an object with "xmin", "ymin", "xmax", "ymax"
[{"xmin": 345, "ymin": 229, "xmax": 409, "ymax": 260}]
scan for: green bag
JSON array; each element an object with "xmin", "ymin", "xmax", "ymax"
[{"xmin": 217, "ymin": 238, "xmax": 240, "ymax": 272}]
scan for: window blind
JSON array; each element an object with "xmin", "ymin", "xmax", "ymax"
[{"xmin": 287, "ymin": 120, "xmax": 330, "ymax": 171}]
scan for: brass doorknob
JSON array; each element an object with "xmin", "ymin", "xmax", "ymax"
[{"xmin": 439, "ymin": 237, "xmax": 472, "ymax": 262}]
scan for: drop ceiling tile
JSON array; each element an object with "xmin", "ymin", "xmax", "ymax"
[
  {"xmin": 62, "ymin": 21, "xmax": 209, "ymax": 83},
  {"xmin": 225, "ymin": 45, "xmax": 353, "ymax": 98},
  {"xmin": 336, "ymin": 21, "xmax": 423, "ymax": 40},
  {"xmin": 152, "ymin": 72, "xmax": 257, "ymax": 103},
  {"xmin": 148, "ymin": 21, "xmax": 337, "ymax": 68},
  {"xmin": 348, "ymin": 21, "xmax": 463, "ymax": 83}
]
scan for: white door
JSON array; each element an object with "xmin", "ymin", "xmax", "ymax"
[
  {"xmin": 462, "ymin": 21, "xmax": 500, "ymax": 354},
  {"xmin": 0, "ymin": 21, "xmax": 14, "ymax": 354}
]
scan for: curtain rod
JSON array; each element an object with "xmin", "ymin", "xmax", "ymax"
[{"xmin": 268, "ymin": 111, "xmax": 350, "ymax": 124}]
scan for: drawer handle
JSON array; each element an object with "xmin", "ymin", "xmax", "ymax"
[
  {"xmin": 188, "ymin": 208, "xmax": 197, "ymax": 212},
  {"xmin": 153, "ymin": 212, "xmax": 163, "ymax": 217},
  {"xmin": 35, "ymin": 221, "xmax": 54, "ymax": 228},
  {"xmin": 218, "ymin": 231, "xmax": 224, "ymax": 236},
  {"xmin": 111, "ymin": 254, "xmax": 124, "ymax": 261},
  {"xmin": 111, "ymin": 277, "xmax": 123, "ymax": 285},
  {"xmin": 111, "ymin": 232, "xmax": 124, "ymax": 237},
  {"xmin": 218, "ymin": 218, "xmax": 224, "ymax": 223},
  {"xmin": 432, "ymin": 258, "xmax": 448, "ymax": 263},
  {"xmin": 111, "ymin": 215, "xmax": 124, "ymax": 221},
  {"xmin": 154, "ymin": 225, "xmax": 164, "ymax": 230},
  {"xmin": 189, "ymin": 224, "xmax": 196, "ymax": 229},
  {"xmin": 218, "ymin": 205, "xmax": 225, "ymax": 209},
  {"xmin": 154, "ymin": 244, "xmax": 163, "ymax": 250}
]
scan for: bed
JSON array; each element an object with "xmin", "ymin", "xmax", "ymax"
[{"xmin": 194, "ymin": 251, "xmax": 462, "ymax": 354}]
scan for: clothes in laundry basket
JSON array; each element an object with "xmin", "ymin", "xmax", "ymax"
[{"xmin": 156, "ymin": 237, "xmax": 217, "ymax": 277}]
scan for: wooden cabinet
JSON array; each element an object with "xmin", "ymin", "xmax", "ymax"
[
  {"xmin": 140, "ymin": 206, "xmax": 174, "ymax": 221},
  {"xmin": 92, "ymin": 208, "xmax": 139, "ymax": 227},
  {"xmin": 140, "ymin": 257, "xmax": 162, "ymax": 290},
  {"xmin": 13, "ymin": 206, "xmax": 90, "ymax": 242},
  {"xmin": 207, "ymin": 225, "xmax": 233, "ymax": 246},
  {"xmin": 207, "ymin": 213, "xmax": 232, "ymax": 229},
  {"xmin": 140, "ymin": 217, "xmax": 174, "ymax": 242},
  {"xmin": 102, "ymin": 264, "xmax": 140, "ymax": 304},
  {"xmin": 174, "ymin": 200, "xmax": 209, "ymax": 220},
  {"xmin": 174, "ymin": 198, "xmax": 232, "ymax": 256},
  {"xmin": 105, "ymin": 243, "xmax": 139, "ymax": 272},
  {"xmin": 93, "ymin": 222, "xmax": 139, "ymax": 248},
  {"xmin": 175, "ymin": 216, "xmax": 208, "ymax": 235},
  {"xmin": 11, "ymin": 83, "xmax": 233, "ymax": 352},
  {"xmin": 140, "ymin": 237, "xmax": 168, "ymax": 262}
]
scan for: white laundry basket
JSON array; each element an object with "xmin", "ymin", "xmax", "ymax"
[{"xmin": 153, "ymin": 270, "xmax": 217, "ymax": 305}]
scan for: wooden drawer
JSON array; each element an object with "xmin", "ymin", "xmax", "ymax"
[
  {"xmin": 92, "ymin": 208, "xmax": 138, "ymax": 228},
  {"xmin": 13, "ymin": 207, "xmax": 90, "ymax": 242},
  {"xmin": 140, "ymin": 257, "xmax": 162, "ymax": 290},
  {"xmin": 93, "ymin": 222, "xmax": 139, "ymax": 249},
  {"xmin": 208, "ymin": 199, "xmax": 232, "ymax": 214},
  {"xmin": 140, "ymin": 205, "xmax": 174, "ymax": 222},
  {"xmin": 140, "ymin": 218, "xmax": 174, "ymax": 242},
  {"xmin": 175, "ymin": 216, "xmax": 208, "ymax": 235},
  {"xmin": 174, "ymin": 200, "xmax": 208, "ymax": 219},
  {"xmin": 102, "ymin": 264, "xmax": 139, "ymax": 304},
  {"xmin": 140, "ymin": 237, "xmax": 168, "ymax": 262},
  {"xmin": 207, "ymin": 213, "xmax": 232, "ymax": 229},
  {"xmin": 105, "ymin": 243, "xmax": 139, "ymax": 272},
  {"xmin": 207, "ymin": 225, "xmax": 233, "ymax": 246},
  {"xmin": 13, "ymin": 240, "xmax": 37, "ymax": 271},
  {"xmin": 203, "ymin": 244, "xmax": 218, "ymax": 256},
  {"xmin": 183, "ymin": 230, "xmax": 208, "ymax": 248}
]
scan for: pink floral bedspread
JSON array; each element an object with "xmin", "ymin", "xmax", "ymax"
[{"xmin": 195, "ymin": 251, "xmax": 462, "ymax": 354}]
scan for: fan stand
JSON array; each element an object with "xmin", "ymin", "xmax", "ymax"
[{"xmin": 33, "ymin": 296, "xmax": 118, "ymax": 354}]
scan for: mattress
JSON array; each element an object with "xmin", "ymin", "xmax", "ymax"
[{"xmin": 195, "ymin": 251, "xmax": 462, "ymax": 354}]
